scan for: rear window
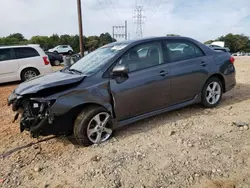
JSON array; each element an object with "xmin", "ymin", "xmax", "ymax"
[
  {"xmin": 14, "ymin": 47, "xmax": 39, "ymax": 59},
  {"xmin": 0, "ymin": 48, "xmax": 13, "ymax": 61}
]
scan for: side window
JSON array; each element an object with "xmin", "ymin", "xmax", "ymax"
[
  {"xmin": 14, "ymin": 47, "xmax": 39, "ymax": 59},
  {"xmin": 0, "ymin": 48, "xmax": 13, "ymax": 61},
  {"xmin": 165, "ymin": 40, "xmax": 205, "ymax": 62},
  {"xmin": 62, "ymin": 45, "xmax": 68, "ymax": 48},
  {"xmin": 117, "ymin": 42, "xmax": 164, "ymax": 73}
]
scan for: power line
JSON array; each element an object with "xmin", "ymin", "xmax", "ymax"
[
  {"xmin": 102, "ymin": 0, "xmax": 120, "ymax": 21},
  {"xmin": 108, "ymin": 0, "xmax": 121, "ymax": 20},
  {"xmin": 96, "ymin": 0, "xmax": 114, "ymax": 20},
  {"xmin": 144, "ymin": 0, "xmax": 152, "ymax": 11},
  {"xmin": 147, "ymin": 0, "xmax": 164, "ymax": 22}
]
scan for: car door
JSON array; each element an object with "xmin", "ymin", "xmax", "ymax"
[
  {"xmin": 61, "ymin": 45, "xmax": 69, "ymax": 53},
  {"xmin": 164, "ymin": 39, "xmax": 211, "ymax": 105},
  {"xmin": 0, "ymin": 48, "xmax": 19, "ymax": 81},
  {"xmin": 56, "ymin": 46, "xmax": 63, "ymax": 53},
  {"xmin": 109, "ymin": 41, "xmax": 171, "ymax": 121}
]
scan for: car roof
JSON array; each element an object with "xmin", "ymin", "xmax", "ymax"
[
  {"xmin": 0, "ymin": 44, "xmax": 41, "ymax": 49},
  {"xmin": 109, "ymin": 36, "xmax": 199, "ymax": 46}
]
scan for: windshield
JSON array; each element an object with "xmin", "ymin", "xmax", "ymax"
[{"xmin": 69, "ymin": 43, "xmax": 128, "ymax": 75}]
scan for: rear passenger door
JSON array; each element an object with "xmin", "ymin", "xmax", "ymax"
[
  {"xmin": 14, "ymin": 47, "xmax": 40, "ymax": 68},
  {"xmin": 164, "ymin": 39, "xmax": 210, "ymax": 105},
  {"xmin": 0, "ymin": 48, "xmax": 19, "ymax": 77}
]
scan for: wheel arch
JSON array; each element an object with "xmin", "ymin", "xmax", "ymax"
[
  {"xmin": 63, "ymin": 102, "xmax": 113, "ymax": 124},
  {"xmin": 206, "ymin": 73, "xmax": 226, "ymax": 93},
  {"xmin": 20, "ymin": 67, "xmax": 40, "ymax": 80}
]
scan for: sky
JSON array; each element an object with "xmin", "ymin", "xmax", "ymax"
[{"xmin": 0, "ymin": 0, "xmax": 249, "ymax": 42}]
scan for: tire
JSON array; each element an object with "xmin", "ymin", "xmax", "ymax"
[
  {"xmin": 21, "ymin": 68, "xmax": 40, "ymax": 82},
  {"xmin": 54, "ymin": 51, "xmax": 58, "ymax": 54},
  {"xmin": 201, "ymin": 77, "xmax": 223, "ymax": 108},
  {"xmin": 53, "ymin": 60, "xmax": 61, "ymax": 66},
  {"xmin": 68, "ymin": 50, "xmax": 73, "ymax": 55},
  {"xmin": 74, "ymin": 106, "xmax": 113, "ymax": 146}
]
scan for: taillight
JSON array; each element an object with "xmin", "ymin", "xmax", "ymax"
[
  {"xmin": 43, "ymin": 56, "xmax": 50, "ymax": 65},
  {"xmin": 229, "ymin": 56, "xmax": 235, "ymax": 64}
]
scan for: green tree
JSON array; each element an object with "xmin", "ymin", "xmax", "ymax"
[
  {"xmin": 0, "ymin": 32, "xmax": 116, "ymax": 52},
  {"xmin": 166, "ymin": 34, "xmax": 180, "ymax": 36},
  {"xmin": 86, "ymin": 36, "xmax": 99, "ymax": 51},
  {"xmin": 29, "ymin": 36, "xmax": 50, "ymax": 50},
  {"xmin": 99, "ymin": 32, "xmax": 114, "ymax": 46},
  {"xmin": 216, "ymin": 33, "xmax": 249, "ymax": 53},
  {"xmin": 204, "ymin": 40, "xmax": 215, "ymax": 44}
]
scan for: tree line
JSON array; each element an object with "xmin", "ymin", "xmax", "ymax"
[
  {"xmin": 1, "ymin": 33, "xmax": 249, "ymax": 53},
  {"xmin": 0, "ymin": 33, "xmax": 116, "ymax": 53},
  {"xmin": 204, "ymin": 33, "xmax": 250, "ymax": 53},
  {"xmin": 167, "ymin": 33, "xmax": 250, "ymax": 53}
]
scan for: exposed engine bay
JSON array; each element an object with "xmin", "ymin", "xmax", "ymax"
[{"xmin": 8, "ymin": 92, "xmax": 55, "ymax": 138}]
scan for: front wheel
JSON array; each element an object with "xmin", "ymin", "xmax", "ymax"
[
  {"xmin": 201, "ymin": 77, "xmax": 223, "ymax": 108},
  {"xmin": 74, "ymin": 106, "xmax": 113, "ymax": 146}
]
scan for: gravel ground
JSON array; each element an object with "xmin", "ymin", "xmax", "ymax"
[{"xmin": 0, "ymin": 57, "xmax": 250, "ymax": 188}]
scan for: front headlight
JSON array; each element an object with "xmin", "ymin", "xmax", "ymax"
[{"xmin": 7, "ymin": 92, "xmax": 18, "ymax": 106}]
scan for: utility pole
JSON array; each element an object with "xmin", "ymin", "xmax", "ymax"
[
  {"xmin": 134, "ymin": 6, "xmax": 145, "ymax": 38},
  {"xmin": 112, "ymin": 26, "xmax": 115, "ymax": 39},
  {"xmin": 77, "ymin": 0, "xmax": 84, "ymax": 56},
  {"xmin": 112, "ymin": 20, "xmax": 128, "ymax": 41},
  {"xmin": 125, "ymin": 20, "xmax": 128, "ymax": 40}
]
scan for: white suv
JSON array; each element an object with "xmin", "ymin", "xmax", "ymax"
[
  {"xmin": 0, "ymin": 44, "xmax": 53, "ymax": 84},
  {"xmin": 48, "ymin": 45, "xmax": 73, "ymax": 54}
]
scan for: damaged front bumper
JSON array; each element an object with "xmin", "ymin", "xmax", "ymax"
[{"xmin": 8, "ymin": 92, "xmax": 56, "ymax": 138}]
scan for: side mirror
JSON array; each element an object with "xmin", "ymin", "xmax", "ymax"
[{"xmin": 112, "ymin": 64, "xmax": 129, "ymax": 77}]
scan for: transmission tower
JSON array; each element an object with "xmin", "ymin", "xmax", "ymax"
[{"xmin": 134, "ymin": 6, "xmax": 145, "ymax": 38}]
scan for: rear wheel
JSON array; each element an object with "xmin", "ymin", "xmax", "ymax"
[
  {"xmin": 74, "ymin": 106, "xmax": 113, "ymax": 146},
  {"xmin": 68, "ymin": 50, "xmax": 73, "ymax": 55},
  {"xmin": 201, "ymin": 77, "xmax": 223, "ymax": 108},
  {"xmin": 53, "ymin": 60, "xmax": 61, "ymax": 66},
  {"xmin": 21, "ymin": 68, "xmax": 40, "ymax": 81}
]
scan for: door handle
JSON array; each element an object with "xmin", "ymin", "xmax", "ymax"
[
  {"xmin": 200, "ymin": 61, "xmax": 208, "ymax": 66},
  {"xmin": 158, "ymin": 70, "xmax": 168, "ymax": 77}
]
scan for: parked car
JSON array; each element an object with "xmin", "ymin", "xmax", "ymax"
[
  {"xmin": 48, "ymin": 45, "xmax": 73, "ymax": 55},
  {"xmin": 45, "ymin": 51, "xmax": 64, "ymax": 66},
  {"xmin": 0, "ymin": 45, "xmax": 52, "ymax": 84},
  {"xmin": 206, "ymin": 44, "xmax": 230, "ymax": 52},
  {"xmin": 8, "ymin": 36, "xmax": 236, "ymax": 146}
]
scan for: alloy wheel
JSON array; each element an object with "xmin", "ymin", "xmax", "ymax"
[
  {"xmin": 24, "ymin": 70, "xmax": 37, "ymax": 80},
  {"xmin": 206, "ymin": 81, "xmax": 221, "ymax": 105},
  {"xmin": 87, "ymin": 112, "xmax": 112, "ymax": 144}
]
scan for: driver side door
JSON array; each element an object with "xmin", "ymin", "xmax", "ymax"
[{"xmin": 109, "ymin": 41, "xmax": 171, "ymax": 121}]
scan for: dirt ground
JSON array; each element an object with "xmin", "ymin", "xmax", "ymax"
[{"xmin": 0, "ymin": 57, "xmax": 250, "ymax": 188}]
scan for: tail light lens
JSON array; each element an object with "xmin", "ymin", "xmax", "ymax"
[
  {"xmin": 43, "ymin": 56, "xmax": 50, "ymax": 65},
  {"xmin": 229, "ymin": 56, "xmax": 235, "ymax": 64}
]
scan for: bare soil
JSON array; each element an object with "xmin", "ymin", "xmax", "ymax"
[{"xmin": 1, "ymin": 57, "xmax": 250, "ymax": 188}]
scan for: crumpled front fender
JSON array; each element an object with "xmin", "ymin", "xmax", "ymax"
[{"xmin": 49, "ymin": 84, "xmax": 113, "ymax": 117}]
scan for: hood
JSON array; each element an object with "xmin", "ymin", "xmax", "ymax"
[{"xmin": 15, "ymin": 71, "xmax": 86, "ymax": 95}]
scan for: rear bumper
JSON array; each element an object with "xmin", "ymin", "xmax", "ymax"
[{"xmin": 224, "ymin": 72, "xmax": 236, "ymax": 93}]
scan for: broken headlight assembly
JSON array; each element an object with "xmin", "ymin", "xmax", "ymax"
[{"xmin": 13, "ymin": 97, "xmax": 56, "ymax": 137}]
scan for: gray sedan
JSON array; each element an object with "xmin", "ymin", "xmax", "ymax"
[{"xmin": 8, "ymin": 36, "xmax": 236, "ymax": 146}]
